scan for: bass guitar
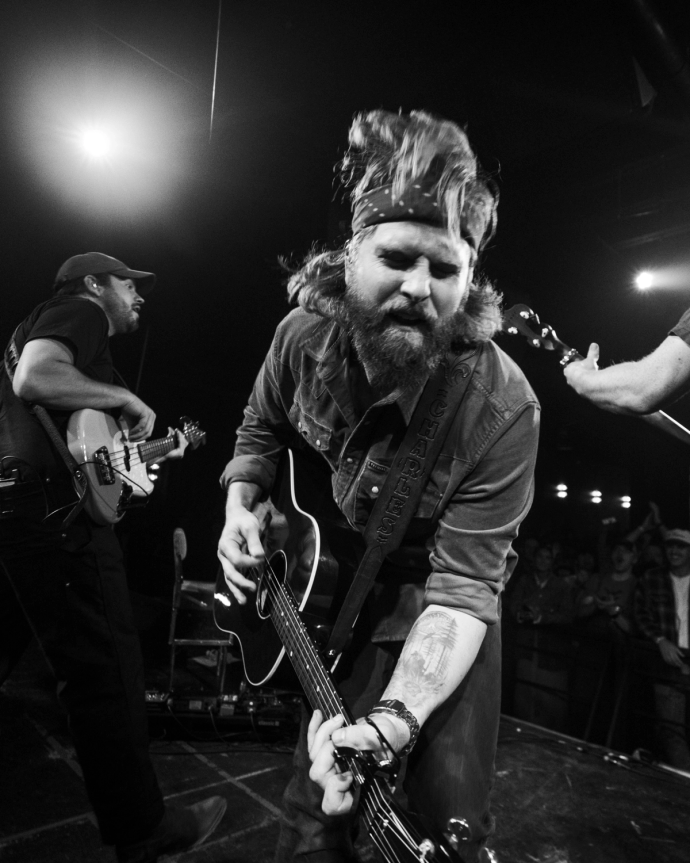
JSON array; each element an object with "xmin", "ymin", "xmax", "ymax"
[
  {"xmin": 66, "ymin": 410, "xmax": 206, "ymax": 524},
  {"xmin": 213, "ymin": 448, "xmax": 467, "ymax": 863},
  {"xmin": 502, "ymin": 303, "xmax": 690, "ymax": 446}
]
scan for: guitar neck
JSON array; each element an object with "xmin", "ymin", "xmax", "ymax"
[
  {"xmin": 503, "ymin": 304, "xmax": 690, "ymax": 448},
  {"xmin": 138, "ymin": 434, "xmax": 177, "ymax": 464},
  {"xmin": 267, "ymin": 570, "xmax": 349, "ymax": 722}
]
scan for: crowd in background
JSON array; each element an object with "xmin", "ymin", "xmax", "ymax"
[{"xmin": 502, "ymin": 503, "xmax": 690, "ymax": 771}]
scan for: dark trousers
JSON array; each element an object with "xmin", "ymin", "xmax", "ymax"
[
  {"xmin": 275, "ymin": 619, "xmax": 501, "ymax": 863},
  {"xmin": 0, "ymin": 516, "xmax": 164, "ymax": 845}
]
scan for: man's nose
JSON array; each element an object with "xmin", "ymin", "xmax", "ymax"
[{"xmin": 400, "ymin": 265, "xmax": 431, "ymax": 303}]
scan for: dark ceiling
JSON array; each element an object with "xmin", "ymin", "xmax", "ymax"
[{"xmin": 2, "ymin": 0, "xmax": 690, "ymax": 567}]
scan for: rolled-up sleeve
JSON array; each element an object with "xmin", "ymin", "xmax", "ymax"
[
  {"xmin": 425, "ymin": 401, "xmax": 539, "ymax": 625},
  {"xmin": 220, "ymin": 336, "xmax": 296, "ymax": 492}
]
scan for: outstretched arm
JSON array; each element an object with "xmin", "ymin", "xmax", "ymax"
[
  {"xmin": 564, "ymin": 336, "xmax": 690, "ymax": 415},
  {"xmin": 308, "ymin": 606, "xmax": 486, "ymax": 815}
]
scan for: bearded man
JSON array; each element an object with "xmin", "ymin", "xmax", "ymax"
[
  {"xmin": 0, "ymin": 253, "xmax": 225, "ymax": 862},
  {"xmin": 218, "ymin": 110, "xmax": 540, "ymax": 863}
]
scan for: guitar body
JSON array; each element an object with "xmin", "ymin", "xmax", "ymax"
[
  {"xmin": 214, "ymin": 448, "xmax": 363, "ymax": 686},
  {"xmin": 66, "ymin": 409, "xmax": 151, "ymax": 524},
  {"xmin": 66, "ymin": 409, "xmax": 206, "ymax": 525}
]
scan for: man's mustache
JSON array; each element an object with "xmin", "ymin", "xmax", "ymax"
[{"xmin": 380, "ymin": 300, "xmax": 433, "ymax": 326}]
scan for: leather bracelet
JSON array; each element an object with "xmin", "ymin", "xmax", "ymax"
[{"xmin": 369, "ymin": 699, "xmax": 420, "ymax": 756}]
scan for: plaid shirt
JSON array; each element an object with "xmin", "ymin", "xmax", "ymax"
[{"xmin": 634, "ymin": 567, "xmax": 683, "ymax": 645}]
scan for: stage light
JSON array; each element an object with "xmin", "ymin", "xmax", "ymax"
[
  {"xmin": 622, "ymin": 501, "xmax": 631, "ymax": 509},
  {"xmin": 621, "ymin": 495, "xmax": 631, "ymax": 503},
  {"xmin": 635, "ymin": 271, "xmax": 654, "ymax": 290},
  {"xmin": 556, "ymin": 484, "xmax": 568, "ymax": 492},
  {"xmin": 78, "ymin": 127, "xmax": 112, "ymax": 159},
  {"xmin": 557, "ymin": 491, "xmax": 567, "ymax": 499},
  {"xmin": 590, "ymin": 490, "xmax": 602, "ymax": 504}
]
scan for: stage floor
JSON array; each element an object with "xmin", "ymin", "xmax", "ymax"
[{"xmin": 1, "ymin": 643, "xmax": 689, "ymax": 863}]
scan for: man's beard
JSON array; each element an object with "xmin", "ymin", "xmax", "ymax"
[
  {"xmin": 103, "ymin": 292, "xmax": 139, "ymax": 335},
  {"xmin": 342, "ymin": 288, "xmax": 466, "ymax": 391}
]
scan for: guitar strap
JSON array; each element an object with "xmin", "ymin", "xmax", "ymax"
[
  {"xmin": 325, "ymin": 347, "xmax": 481, "ymax": 657},
  {"xmin": 4, "ymin": 328, "xmax": 88, "ymax": 528}
]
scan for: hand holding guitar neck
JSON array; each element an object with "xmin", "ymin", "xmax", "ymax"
[{"xmin": 502, "ymin": 304, "xmax": 690, "ymax": 447}]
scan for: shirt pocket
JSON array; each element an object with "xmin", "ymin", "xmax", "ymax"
[
  {"xmin": 288, "ymin": 403, "xmax": 334, "ymax": 465},
  {"xmin": 354, "ymin": 458, "xmax": 442, "ymax": 525}
]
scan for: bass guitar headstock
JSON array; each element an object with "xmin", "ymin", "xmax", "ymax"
[
  {"xmin": 502, "ymin": 303, "xmax": 583, "ymax": 366},
  {"xmin": 180, "ymin": 416, "xmax": 207, "ymax": 450}
]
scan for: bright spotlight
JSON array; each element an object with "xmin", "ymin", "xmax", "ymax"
[
  {"xmin": 557, "ymin": 491, "xmax": 568, "ymax": 499},
  {"xmin": 635, "ymin": 271, "xmax": 654, "ymax": 290},
  {"xmin": 621, "ymin": 501, "xmax": 631, "ymax": 509},
  {"xmin": 78, "ymin": 128, "xmax": 112, "ymax": 159},
  {"xmin": 556, "ymin": 484, "xmax": 568, "ymax": 492}
]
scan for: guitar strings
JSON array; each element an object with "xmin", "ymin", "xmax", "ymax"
[
  {"xmin": 97, "ymin": 434, "xmax": 177, "ymax": 470},
  {"xmin": 257, "ymin": 560, "xmax": 422, "ymax": 862}
]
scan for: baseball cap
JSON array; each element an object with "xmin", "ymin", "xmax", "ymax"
[
  {"xmin": 53, "ymin": 253, "xmax": 156, "ymax": 294},
  {"xmin": 663, "ymin": 528, "xmax": 690, "ymax": 546}
]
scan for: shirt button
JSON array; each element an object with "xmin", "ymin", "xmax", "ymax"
[
  {"xmin": 371, "ymin": 486, "xmax": 379, "ymax": 494},
  {"xmin": 346, "ymin": 457, "xmax": 353, "ymax": 463},
  {"xmin": 316, "ymin": 440, "xmax": 321, "ymax": 447}
]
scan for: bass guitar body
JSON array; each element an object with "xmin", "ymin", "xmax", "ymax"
[
  {"xmin": 66, "ymin": 409, "xmax": 206, "ymax": 525},
  {"xmin": 66, "ymin": 410, "xmax": 149, "ymax": 525},
  {"xmin": 213, "ymin": 448, "xmax": 362, "ymax": 685}
]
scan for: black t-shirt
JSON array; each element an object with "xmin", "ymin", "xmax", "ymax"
[{"xmin": 0, "ymin": 296, "xmax": 113, "ymax": 479}]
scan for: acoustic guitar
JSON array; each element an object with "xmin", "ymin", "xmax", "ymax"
[{"xmin": 213, "ymin": 448, "xmax": 467, "ymax": 863}]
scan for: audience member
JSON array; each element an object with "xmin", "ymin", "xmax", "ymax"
[
  {"xmin": 634, "ymin": 528, "xmax": 690, "ymax": 769},
  {"xmin": 578, "ymin": 539, "xmax": 637, "ymax": 637},
  {"xmin": 509, "ymin": 545, "xmax": 576, "ymax": 731}
]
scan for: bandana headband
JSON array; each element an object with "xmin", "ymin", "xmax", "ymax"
[{"xmin": 352, "ymin": 182, "xmax": 489, "ymax": 251}]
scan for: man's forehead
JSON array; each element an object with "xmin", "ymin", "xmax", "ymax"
[{"xmin": 368, "ymin": 221, "xmax": 469, "ymax": 258}]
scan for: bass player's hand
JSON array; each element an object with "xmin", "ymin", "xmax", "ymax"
[
  {"xmin": 155, "ymin": 428, "xmax": 189, "ymax": 463},
  {"xmin": 121, "ymin": 393, "xmax": 156, "ymax": 441}
]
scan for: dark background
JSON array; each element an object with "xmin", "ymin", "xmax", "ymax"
[{"xmin": 2, "ymin": 0, "xmax": 690, "ymax": 590}]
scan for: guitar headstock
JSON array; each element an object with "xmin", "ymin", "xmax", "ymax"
[
  {"xmin": 180, "ymin": 416, "xmax": 207, "ymax": 450},
  {"xmin": 502, "ymin": 304, "xmax": 582, "ymax": 365}
]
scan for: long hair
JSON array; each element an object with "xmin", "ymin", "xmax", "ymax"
[{"xmin": 286, "ymin": 110, "xmax": 502, "ymax": 344}]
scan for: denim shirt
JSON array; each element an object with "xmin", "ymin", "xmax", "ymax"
[{"xmin": 221, "ymin": 308, "xmax": 540, "ymax": 639}]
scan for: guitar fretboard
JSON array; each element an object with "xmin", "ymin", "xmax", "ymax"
[
  {"xmin": 138, "ymin": 435, "xmax": 176, "ymax": 464},
  {"xmin": 263, "ymin": 565, "xmax": 347, "ymax": 723}
]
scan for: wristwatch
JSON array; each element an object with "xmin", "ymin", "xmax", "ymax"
[{"xmin": 369, "ymin": 699, "xmax": 420, "ymax": 756}]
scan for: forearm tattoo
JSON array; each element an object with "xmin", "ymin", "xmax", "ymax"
[{"xmin": 386, "ymin": 610, "xmax": 459, "ymax": 711}]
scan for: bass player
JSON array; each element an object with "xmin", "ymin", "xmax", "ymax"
[
  {"xmin": 0, "ymin": 252, "xmax": 226, "ymax": 862},
  {"xmin": 218, "ymin": 110, "xmax": 540, "ymax": 863}
]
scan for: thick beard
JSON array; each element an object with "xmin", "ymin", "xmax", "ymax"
[
  {"xmin": 342, "ymin": 288, "xmax": 466, "ymax": 391},
  {"xmin": 103, "ymin": 293, "xmax": 139, "ymax": 335}
]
